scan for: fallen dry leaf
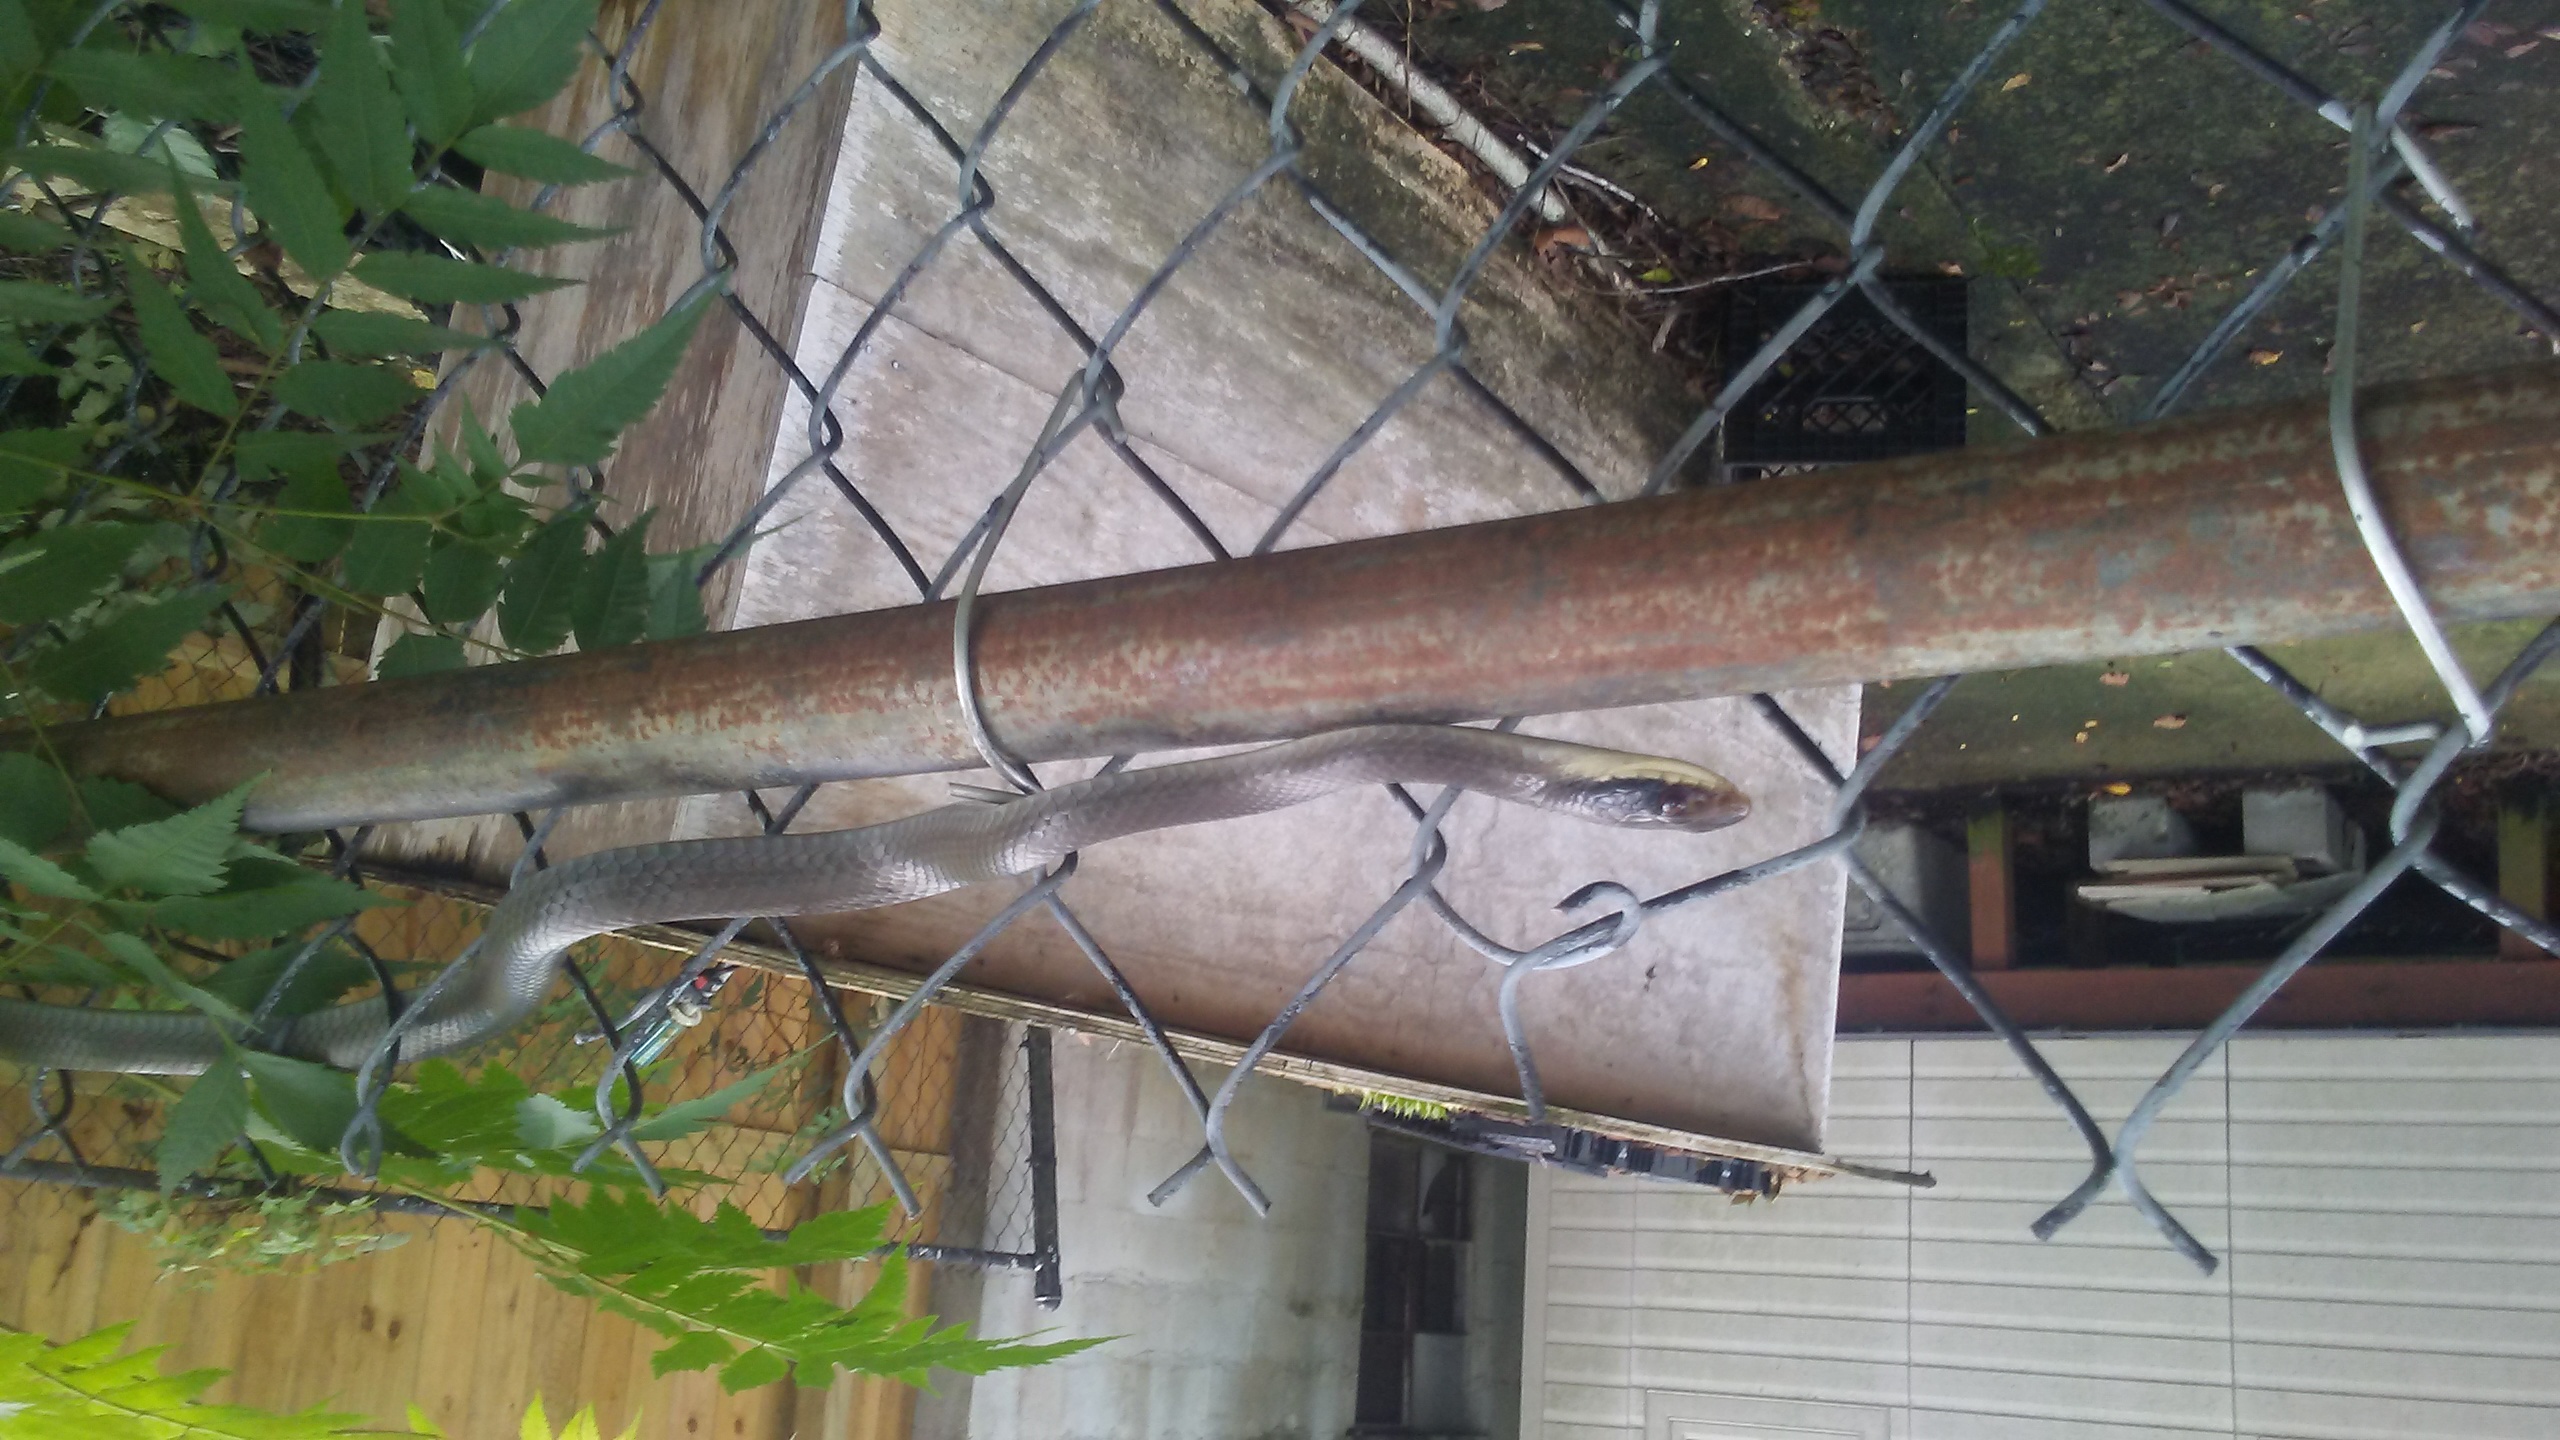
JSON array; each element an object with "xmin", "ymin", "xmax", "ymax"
[
  {"xmin": 1689, "ymin": 155, "xmax": 1713, "ymax": 170},
  {"xmin": 2415, "ymin": 119, "xmax": 2481, "ymax": 141},
  {"xmin": 2001, "ymin": 71, "xmax": 2032, "ymax": 91},
  {"xmin": 2104, "ymin": 152, "xmax": 2132, "ymax": 173},
  {"xmin": 1532, "ymin": 224, "xmax": 1592, "ymax": 262},
  {"xmin": 1725, "ymin": 194, "xmax": 1786, "ymax": 223},
  {"xmin": 2101, "ymin": 670, "xmax": 2131, "ymax": 686},
  {"xmin": 1508, "ymin": 40, "xmax": 1545, "ymax": 54},
  {"xmin": 2249, "ymin": 348, "xmax": 2283, "ymax": 365},
  {"xmin": 2154, "ymin": 714, "xmax": 2189, "ymax": 730},
  {"xmin": 2101, "ymin": 782, "xmax": 2133, "ymax": 796}
]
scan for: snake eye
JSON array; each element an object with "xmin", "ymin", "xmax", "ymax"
[{"xmin": 1654, "ymin": 780, "xmax": 1750, "ymax": 831}]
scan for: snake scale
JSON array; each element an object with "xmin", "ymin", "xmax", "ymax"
[{"xmin": 0, "ymin": 724, "xmax": 1749, "ymax": 1077}]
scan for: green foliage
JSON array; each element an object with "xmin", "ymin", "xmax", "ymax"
[
  {"xmin": 352, "ymin": 250, "xmax": 576, "ymax": 303},
  {"xmin": 157, "ymin": 1058, "xmax": 250, "ymax": 1190},
  {"xmin": 102, "ymin": 1187, "xmax": 409, "ymax": 1285},
  {"xmin": 510, "ymin": 1398, "xmax": 640, "ymax": 1440},
  {"xmin": 1357, "ymin": 1090, "xmax": 1453, "ymax": 1121},
  {"xmin": 0, "ymin": 3, "xmax": 1089, "ymax": 1400},
  {"xmin": 511, "ymin": 289, "xmax": 719, "ymax": 466},
  {"xmin": 400, "ymin": 185, "xmax": 618, "ymax": 251},
  {"xmin": 236, "ymin": 82, "xmax": 351, "ymax": 278},
  {"xmin": 467, "ymin": 0, "xmax": 600, "ymax": 128},
  {"xmin": 27, "ymin": 586, "xmax": 226, "ymax": 702},
  {"xmin": 514, "ymin": 1192, "xmax": 1105, "ymax": 1391},
  {"xmin": 456, "ymin": 125, "xmax": 635, "ymax": 186},
  {"xmin": 0, "ymin": 1320, "xmax": 430, "ymax": 1437},
  {"xmin": 0, "ymin": 1321, "xmax": 633, "ymax": 1437}
]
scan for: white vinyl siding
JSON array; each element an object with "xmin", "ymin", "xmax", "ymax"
[{"xmin": 1524, "ymin": 1035, "xmax": 2560, "ymax": 1440}]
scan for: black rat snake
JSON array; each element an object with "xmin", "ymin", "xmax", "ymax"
[{"xmin": 0, "ymin": 724, "xmax": 1748, "ymax": 1076}]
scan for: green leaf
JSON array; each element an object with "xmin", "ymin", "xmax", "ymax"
[
  {"xmin": 0, "ymin": 208, "xmax": 74, "ymax": 252},
  {"xmin": 340, "ymin": 484, "xmax": 436, "ymax": 595},
  {"xmin": 625, "ymin": 1051, "xmax": 794, "ymax": 1143},
  {"xmin": 257, "ymin": 458, "xmax": 359, "ymax": 564},
  {"xmin": 0, "ymin": 279, "xmax": 110, "ymax": 322},
  {"xmin": 158, "ymin": 1060, "xmax": 250, "ymax": 1189},
  {"xmin": 312, "ymin": 307, "xmax": 493, "ymax": 356},
  {"xmin": 102, "ymin": 111, "xmax": 222, "ymax": 180},
  {"xmin": 77, "ymin": 776, "xmax": 177, "ymax": 831},
  {"xmin": 498, "ymin": 508, "xmax": 588, "ymax": 653},
  {"xmin": 376, "ymin": 628, "xmax": 465, "ymax": 678},
  {"xmin": 453, "ymin": 123, "xmax": 633, "ymax": 185},
  {"xmin": 716, "ymin": 1345, "xmax": 789, "ymax": 1393},
  {"xmin": 172, "ymin": 169, "xmax": 284, "ymax": 352},
  {"xmin": 308, "ymin": 0, "xmax": 416, "ymax": 216},
  {"xmin": 164, "ymin": 0, "xmax": 331, "ymax": 29},
  {"xmin": 237, "ymin": 83, "xmax": 352, "ymax": 278},
  {"xmin": 0, "ymin": 522, "xmax": 155, "ymax": 624},
  {"xmin": 239, "ymin": 1050, "xmax": 360, "ymax": 1153},
  {"xmin": 571, "ymin": 510, "xmax": 652, "ymax": 650},
  {"xmin": 1, "ymin": 142, "xmax": 199, "ymax": 197},
  {"xmin": 642, "ymin": 547, "xmax": 711, "ymax": 640},
  {"xmin": 235, "ymin": 428, "xmax": 381, "ymax": 478},
  {"xmin": 0, "ymin": 428, "xmax": 84, "ymax": 511},
  {"xmin": 646, "ymin": 1330, "xmax": 733, "ymax": 1379},
  {"xmin": 514, "ymin": 1091, "xmax": 598, "ymax": 1150},
  {"xmin": 0, "ymin": 0, "xmax": 42, "ymax": 95},
  {"xmin": 99, "ymin": 931, "xmax": 252, "ymax": 1029},
  {"xmin": 48, "ymin": 49, "xmax": 245, "ymax": 124},
  {"xmin": 0, "ymin": 832, "xmax": 99, "ymax": 899},
  {"xmin": 352, "ymin": 249, "xmax": 577, "ymax": 304},
  {"xmin": 459, "ymin": 402, "xmax": 508, "ymax": 485},
  {"xmin": 126, "ymin": 256, "xmax": 240, "ymax": 417},
  {"xmin": 86, "ymin": 780, "xmax": 251, "ymax": 896},
  {"xmin": 155, "ymin": 872, "xmax": 387, "ymax": 940},
  {"xmin": 196, "ymin": 938, "xmax": 373, "ymax": 1015},
  {"xmin": 237, "ymin": 431, "xmax": 373, "ymax": 564},
  {"xmin": 368, "ymin": 1062, "xmax": 669, "ymax": 1189},
  {"xmin": 511, "ymin": 287, "xmax": 716, "ymax": 466},
  {"xmin": 399, "ymin": 184, "xmax": 618, "ymax": 251},
  {"xmin": 420, "ymin": 534, "xmax": 504, "ymax": 623},
  {"xmin": 389, "ymin": 0, "xmax": 473, "ymax": 146},
  {"xmin": 272, "ymin": 358, "xmax": 417, "ymax": 425},
  {"xmin": 0, "ymin": 1319, "xmax": 413, "ymax": 1439},
  {"xmin": 0, "ymin": 751, "xmax": 71, "ymax": 850},
  {"xmin": 28, "ymin": 585, "xmax": 223, "ymax": 703},
  {"xmin": 467, "ymin": 0, "xmax": 598, "ymax": 126},
  {"xmin": 511, "ymin": 1190, "xmax": 1105, "ymax": 1389}
]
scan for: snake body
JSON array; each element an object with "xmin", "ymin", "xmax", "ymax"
[{"xmin": 0, "ymin": 725, "xmax": 1748, "ymax": 1077}]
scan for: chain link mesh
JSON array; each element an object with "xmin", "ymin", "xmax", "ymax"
[{"xmin": 6, "ymin": 0, "xmax": 2559, "ymax": 1282}]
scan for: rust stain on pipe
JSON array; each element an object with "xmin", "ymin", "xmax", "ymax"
[{"xmin": 42, "ymin": 363, "xmax": 2560, "ymax": 832}]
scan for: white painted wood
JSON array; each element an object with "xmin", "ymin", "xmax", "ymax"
[
  {"xmin": 1525, "ymin": 1034, "xmax": 2560, "ymax": 1440},
  {"xmin": 1645, "ymin": 1389, "xmax": 1891, "ymax": 1439}
]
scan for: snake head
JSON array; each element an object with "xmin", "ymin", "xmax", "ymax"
[{"xmin": 1562, "ymin": 758, "xmax": 1752, "ymax": 833}]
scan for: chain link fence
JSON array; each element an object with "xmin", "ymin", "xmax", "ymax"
[{"xmin": 6, "ymin": 0, "xmax": 2560, "ymax": 1288}]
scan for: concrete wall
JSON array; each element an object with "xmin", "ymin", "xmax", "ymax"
[{"xmin": 960, "ymin": 1037, "xmax": 1371, "ymax": 1440}]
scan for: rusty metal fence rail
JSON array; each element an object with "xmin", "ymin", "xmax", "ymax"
[{"xmin": 7, "ymin": 0, "xmax": 2560, "ymax": 1283}]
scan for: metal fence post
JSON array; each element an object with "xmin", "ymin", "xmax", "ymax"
[{"xmin": 1023, "ymin": 1026, "xmax": 1065, "ymax": 1310}]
